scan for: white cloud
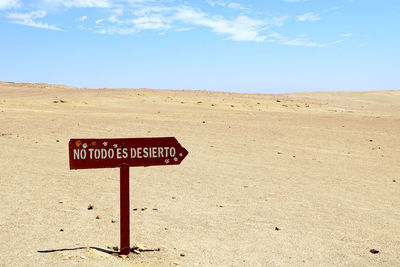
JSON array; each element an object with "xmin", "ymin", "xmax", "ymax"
[
  {"xmin": 267, "ymin": 32, "xmax": 324, "ymax": 47},
  {"xmin": 297, "ymin": 12, "xmax": 320, "ymax": 22},
  {"xmin": 1, "ymin": 1, "xmax": 328, "ymax": 46},
  {"xmin": 44, "ymin": 0, "xmax": 111, "ymax": 8},
  {"xmin": 131, "ymin": 14, "xmax": 171, "ymax": 30},
  {"xmin": 7, "ymin": 10, "xmax": 61, "ymax": 30},
  {"xmin": 207, "ymin": 0, "xmax": 249, "ymax": 11},
  {"xmin": 173, "ymin": 6, "xmax": 267, "ymax": 41},
  {"xmin": 0, "ymin": 0, "xmax": 19, "ymax": 9},
  {"xmin": 77, "ymin": 15, "xmax": 88, "ymax": 21},
  {"xmin": 342, "ymin": 33, "xmax": 352, "ymax": 37}
]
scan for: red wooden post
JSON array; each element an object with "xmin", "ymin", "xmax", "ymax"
[{"xmin": 120, "ymin": 166, "xmax": 130, "ymax": 255}]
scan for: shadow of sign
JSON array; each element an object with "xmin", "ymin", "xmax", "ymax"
[{"xmin": 37, "ymin": 246, "xmax": 115, "ymax": 255}]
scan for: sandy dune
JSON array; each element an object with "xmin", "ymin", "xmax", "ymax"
[{"xmin": 0, "ymin": 82, "xmax": 399, "ymax": 266}]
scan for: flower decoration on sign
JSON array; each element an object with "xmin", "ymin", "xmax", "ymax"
[
  {"xmin": 165, "ymin": 159, "xmax": 170, "ymax": 164},
  {"xmin": 75, "ymin": 140, "xmax": 82, "ymax": 147},
  {"xmin": 179, "ymin": 153, "xmax": 183, "ymax": 157},
  {"xmin": 174, "ymin": 157, "xmax": 178, "ymax": 162},
  {"xmin": 82, "ymin": 143, "xmax": 88, "ymax": 149},
  {"xmin": 113, "ymin": 144, "xmax": 118, "ymax": 148},
  {"xmin": 91, "ymin": 141, "xmax": 97, "ymax": 146},
  {"xmin": 103, "ymin": 142, "xmax": 108, "ymax": 146}
]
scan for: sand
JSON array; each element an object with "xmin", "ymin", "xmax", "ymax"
[{"xmin": 0, "ymin": 82, "xmax": 399, "ymax": 266}]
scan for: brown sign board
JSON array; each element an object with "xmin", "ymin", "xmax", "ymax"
[{"xmin": 69, "ymin": 137, "xmax": 189, "ymax": 170}]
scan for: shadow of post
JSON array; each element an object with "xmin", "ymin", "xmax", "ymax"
[{"xmin": 37, "ymin": 246, "xmax": 116, "ymax": 255}]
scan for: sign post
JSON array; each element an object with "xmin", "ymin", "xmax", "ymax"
[
  {"xmin": 68, "ymin": 137, "xmax": 188, "ymax": 255},
  {"xmin": 120, "ymin": 166, "xmax": 130, "ymax": 255}
]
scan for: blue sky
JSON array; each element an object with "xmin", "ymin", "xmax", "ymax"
[{"xmin": 0, "ymin": 0, "xmax": 399, "ymax": 93}]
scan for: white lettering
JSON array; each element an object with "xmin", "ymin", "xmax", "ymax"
[
  {"xmin": 137, "ymin": 147, "xmax": 142, "ymax": 158},
  {"xmin": 94, "ymin": 149, "xmax": 101, "ymax": 159},
  {"xmin": 88, "ymin": 148, "xmax": 94, "ymax": 159},
  {"xmin": 143, "ymin": 147, "xmax": 149, "ymax": 158},
  {"xmin": 170, "ymin": 147, "xmax": 176, "ymax": 157},
  {"xmin": 117, "ymin": 148, "xmax": 122, "ymax": 159},
  {"xmin": 122, "ymin": 148, "xmax": 128, "ymax": 159},
  {"xmin": 101, "ymin": 149, "xmax": 107, "ymax": 159},
  {"xmin": 130, "ymin": 148, "xmax": 136, "ymax": 158},
  {"xmin": 108, "ymin": 149, "xmax": 114, "ymax": 159},
  {"xmin": 80, "ymin": 149, "xmax": 87, "ymax": 159},
  {"xmin": 73, "ymin": 149, "xmax": 80, "ymax": 160},
  {"xmin": 158, "ymin": 147, "xmax": 164, "ymax": 157}
]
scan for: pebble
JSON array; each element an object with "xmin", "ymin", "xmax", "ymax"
[
  {"xmin": 370, "ymin": 249, "xmax": 379, "ymax": 254},
  {"xmin": 275, "ymin": 227, "xmax": 280, "ymax": 231},
  {"xmin": 88, "ymin": 204, "xmax": 93, "ymax": 210},
  {"xmin": 80, "ymin": 256, "xmax": 86, "ymax": 259},
  {"xmin": 173, "ymin": 262, "xmax": 180, "ymax": 265}
]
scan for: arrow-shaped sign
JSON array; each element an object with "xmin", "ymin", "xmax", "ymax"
[
  {"xmin": 69, "ymin": 137, "xmax": 188, "ymax": 170},
  {"xmin": 68, "ymin": 137, "xmax": 188, "ymax": 255}
]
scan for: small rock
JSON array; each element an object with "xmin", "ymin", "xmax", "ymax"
[
  {"xmin": 133, "ymin": 208, "xmax": 138, "ymax": 211},
  {"xmin": 56, "ymin": 140, "xmax": 60, "ymax": 142},
  {"xmin": 152, "ymin": 208, "xmax": 158, "ymax": 211},
  {"xmin": 180, "ymin": 253, "xmax": 185, "ymax": 257},
  {"xmin": 80, "ymin": 256, "xmax": 86, "ymax": 259},
  {"xmin": 88, "ymin": 204, "xmax": 93, "ymax": 210},
  {"xmin": 277, "ymin": 151, "xmax": 282, "ymax": 154},
  {"xmin": 141, "ymin": 207, "xmax": 147, "ymax": 211},
  {"xmin": 276, "ymin": 99, "xmax": 281, "ymax": 102},
  {"xmin": 111, "ymin": 219, "xmax": 117, "ymax": 223},
  {"xmin": 369, "ymin": 249, "xmax": 379, "ymax": 254},
  {"xmin": 59, "ymin": 201, "xmax": 63, "ymax": 203},
  {"xmin": 60, "ymin": 229, "xmax": 64, "ymax": 232},
  {"xmin": 275, "ymin": 227, "xmax": 280, "ymax": 231},
  {"xmin": 172, "ymin": 196, "xmax": 176, "ymax": 200},
  {"xmin": 132, "ymin": 249, "xmax": 140, "ymax": 254},
  {"xmin": 202, "ymin": 121, "xmax": 206, "ymax": 123},
  {"xmin": 26, "ymin": 254, "xmax": 32, "ymax": 257},
  {"xmin": 393, "ymin": 180, "xmax": 396, "ymax": 183},
  {"xmin": 174, "ymin": 262, "xmax": 180, "ymax": 265},
  {"xmin": 96, "ymin": 216, "xmax": 100, "ymax": 219}
]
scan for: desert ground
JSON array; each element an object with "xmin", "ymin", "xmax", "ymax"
[{"xmin": 0, "ymin": 82, "xmax": 399, "ymax": 266}]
